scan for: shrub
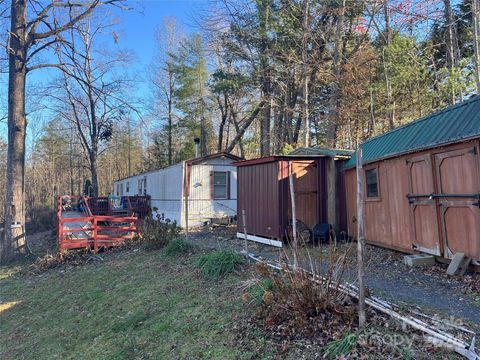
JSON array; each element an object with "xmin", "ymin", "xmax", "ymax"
[
  {"xmin": 247, "ymin": 243, "xmax": 356, "ymax": 340},
  {"xmin": 164, "ymin": 238, "xmax": 194, "ymax": 257},
  {"xmin": 197, "ymin": 250, "xmax": 245, "ymax": 278},
  {"xmin": 141, "ymin": 216, "xmax": 181, "ymax": 250}
]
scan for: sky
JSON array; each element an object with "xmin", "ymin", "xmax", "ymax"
[{"xmin": 0, "ymin": 0, "xmax": 208, "ymax": 140}]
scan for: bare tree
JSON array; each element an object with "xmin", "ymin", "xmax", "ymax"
[
  {"xmin": 51, "ymin": 12, "xmax": 135, "ymax": 197},
  {"xmin": 151, "ymin": 18, "xmax": 183, "ymax": 166},
  {"xmin": 2, "ymin": 0, "xmax": 127, "ymax": 263}
]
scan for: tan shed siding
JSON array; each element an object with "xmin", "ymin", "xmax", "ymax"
[{"xmin": 345, "ymin": 139, "xmax": 480, "ymax": 260}]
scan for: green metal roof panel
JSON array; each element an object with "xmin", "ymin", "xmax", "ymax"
[
  {"xmin": 345, "ymin": 95, "xmax": 480, "ymax": 169},
  {"xmin": 289, "ymin": 146, "xmax": 354, "ymax": 158}
]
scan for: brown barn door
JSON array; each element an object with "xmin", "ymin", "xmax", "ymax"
[
  {"xmin": 407, "ymin": 155, "xmax": 441, "ymax": 255},
  {"xmin": 291, "ymin": 161, "xmax": 319, "ymax": 229},
  {"xmin": 434, "ymin": 146, "xmax": 480, "ymax": 262}
]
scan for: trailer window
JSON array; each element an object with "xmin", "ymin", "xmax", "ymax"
[
  {"xmin": 365, "ymin": 168, "xmax": 379, "ymax": 198},
  {"xmin": 126, "ymin": 182, "xmax": 130, "ymax": 193},
  {"xmin": 138, "ymin": 179, "xmax": 142, "ymax": 195},
  {"xmin": 213, "ymin": 171, "xmax": 228, "ymax": 199},
  {"xmin": 143, "ymin": 177, "xmax": 147, "ymax": 195}
]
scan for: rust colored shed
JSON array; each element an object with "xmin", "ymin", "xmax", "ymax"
[
  {"xmin": 345, "ymin": 96, "xmax": 480, "ymax": 265},
  {"xmin": 236, "ymin": 150, "xmax": 351, "ymax": 247}
]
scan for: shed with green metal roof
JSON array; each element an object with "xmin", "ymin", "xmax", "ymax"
[{"xmin": 344, "ymin": 96, "xmax": 480, "ymax": 265}]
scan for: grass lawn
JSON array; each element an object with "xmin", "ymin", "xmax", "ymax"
[{"xmin": 0, "ymin": 248, "xmax": 275, "ymax": 360}]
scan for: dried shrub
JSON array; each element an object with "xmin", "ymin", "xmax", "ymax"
[
  {"xmin": 197, "ymin": 250, "xmax": 245, "ymax": 278},
  {"xmin": 141, "ymin": 216, "xmax": 181, "ymax": 250},
  {"xmin": 247, "ymin": 244, "xmax": 357, "ymax": 342}
]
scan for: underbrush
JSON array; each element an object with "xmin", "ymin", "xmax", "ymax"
[
  {"xmin": 164, "ymin": 238, "xmax": 194, "ymax": 257},
  {"xmin": 197, "ymin": 250, "xmax": 245, "ymax": 277},
  {"xmin": 141, "ymin": 216, "xmax": 181, "ymax": 250}
]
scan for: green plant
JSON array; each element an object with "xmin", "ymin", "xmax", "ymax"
[
  {"xmin": 197, "ymin": 250, "xmax": 245, "ymax": 278},
  {"xmin": 323, "ymin": 332, "xmax": 358, "ymax": 358},
  {"xmin": 141, "ymin": 216, "xmax": 181, "ymax": 250},
  {"xmin": 164, "ymin": 238, "xmax": 194, "ymax": 257}
]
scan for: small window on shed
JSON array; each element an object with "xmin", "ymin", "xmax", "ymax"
[
  {"xmin": 212, "ymin": 171, "xmax": 229, "ymax": 200},
  {"xmin": 365, "ymin": 168, "xmax": 379, "ymax": 198}
]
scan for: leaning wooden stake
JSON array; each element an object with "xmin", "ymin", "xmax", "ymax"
[
  {"xmin": 242, "ymin": 209, "xmax": 248, "ymax": 255},
  {"xmin": 289, "ymin": 168, "xmax": 298, "ymax": 270},
  {"xmin": 356, "ymin": 145, "xmax": 366, "ymax": 328}
]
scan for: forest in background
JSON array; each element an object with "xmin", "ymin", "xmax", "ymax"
[{"xmin": 1, "ymin": 0, "xmax": 480, "ymax": 254}]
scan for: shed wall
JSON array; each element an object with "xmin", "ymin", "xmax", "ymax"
[
  {"xmin": 345, "ymin": 139, "xmax": 480, "ymax": 261},
  {"xmin": 237, "ymin": 161, "xmax": 281, "ymax": 239}
]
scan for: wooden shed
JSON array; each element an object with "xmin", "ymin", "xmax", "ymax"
[
  {"xmin": 345, "ymin": 96, "xmax": 480, "ymax": 264},
  {"xmin": 235, "ymin": 148, "xmax": 352, "ymax": 247}
]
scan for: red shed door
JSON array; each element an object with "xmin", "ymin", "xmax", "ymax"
[
  {"xmin": 291, "ymin": 161, "xmax": 319, "ymax": 229},
  {"xmin": 434, "ymin": 146, "xmax": 480, "ymax": 262},
  {"xmin": 407, "ymin": 154, "xmax": 441, "ymax": 255}
]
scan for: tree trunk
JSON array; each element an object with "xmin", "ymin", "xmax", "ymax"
[
  {"xmin": 260, "ymin": 76, "xmax": 271, "ymax": 156},
  {"xmin": 473, "ymin": 0, "xmax": 480, "ymax": 94},
  {"xmin": 89, "ymin": 152, "xmax": 99, "ymax": 197},
  {"xmin": 2, "ymin": 0, "xmax": 28, "ymax": 263},
  {"xmin": 383, "ymin": 0, "xmax": 394, "ymax": 130},
  {"xmin": 326, "ymin": 0, "xmax": 346, "ymax": 148},
  {"xmin": 168, "ymin": 71, "xmax": 174, "ymax": 165},
  {"xmin": 302, "ymin": 0, "xmax": 310, "ymax": 147},
  {"xmin": 443, "ymin": 0, "xmax": 459, "ymax": 104}
]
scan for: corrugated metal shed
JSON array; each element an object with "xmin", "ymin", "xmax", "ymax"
[
  {"xmin": 290, "ymin": 146, "xmax": 354, "ymax": 158},
  {"xmin": 345, "ymin": 95, "xmax": 480, "ymax": 168}
]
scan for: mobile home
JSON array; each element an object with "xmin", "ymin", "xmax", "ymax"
[
  {"xmin": 345, "ymin": 96, "xmax": 480, "ymax": 264},
  {"xmin": 114, "ymin": 153, "xmax": 242, "ymax": 228},
  {"xmin": 235, "ymin": 148, "xmax": 352, "ymax": 247}
]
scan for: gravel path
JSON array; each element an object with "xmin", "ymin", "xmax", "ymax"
[{"xmin": 187, "ymin": 226, "xmax": 480, "ymax": 331}]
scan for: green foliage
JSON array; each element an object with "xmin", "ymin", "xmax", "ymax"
[
  {"xmin": 279, "ymin": 143, "xmax": 294, "ymax": 155},
  {"xmin": 164, "ymin": 238, "xmax": 194, "ymax": 257},
  {"xmin": 197, "ymin": 250, "xmax": 245, "ymax": 278},
  {"xmin": 141, "ymin": 216, "xmax": 181, "ymax": 250},
  {"xmin": 249, "ymin": 278, "xmax": 274, "ymax": 305},
  {"xmin": 323, "ymin": 332, "xmax": 358, "ymax": 358}
]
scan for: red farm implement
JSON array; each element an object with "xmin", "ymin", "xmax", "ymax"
[{"xmin": 56, "ymin": 195, "xmax": 151, "ymax": 252}]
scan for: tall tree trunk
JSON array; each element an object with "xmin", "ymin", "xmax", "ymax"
[
  {"xmin": 168, "ymin": 71, "xmax": 174, "ymax": 165},
  {"xmin": 259, "ymin": 0, "xmax": 272, "ymax": 156},
  {"xmin": 302, "ymin": 0, "xmax": 310, "ymax": 147},
  {"xmin": 2, "ymin": 0, "xmax": 28, "ymax": 263},
  {"xmin": 473, "ymin": 0, "xmax": 480, "ymax": 94},
  {"xmin": 89, "ymin": 152, "xmax": 99, "ymax": 197},
  {"xmin": 383, "ymin": 0, "xmax": 395, "ymax": 130},
  {"xmin": 326, "ymin": 0, "xmax": 346, "ymax": 148},
  {"xmin": 443, "ymin": 0, "xmax": 459, "ymax": 104}
]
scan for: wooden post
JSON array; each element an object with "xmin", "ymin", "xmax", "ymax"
[
  {"xmin": 356, "ymin": 146, "xmax": 366, "ymax": 328},
  {"xmin": 93, "ymin": 217, "xmax": 98, "ymax": 253},
  {"xmin": 185, "ymin": 195, "xmax": 189, "ymax": 241},
  {"xmin": 289, "ymin": 168, "xmax": 298, "ymax": 270},
  {"xmin": 242, "ymin": 209, "xmax": 248, "ymax": 255}
]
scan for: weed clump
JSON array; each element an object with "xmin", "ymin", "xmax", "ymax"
[
  {"xmin": 197, "ymin": 250, "xmax": 245, "ymax": 277},
  {"xmin": 141, "ymin": 216, "xmax": 181, "ymax": 250},
  {"xmin": 164, "ymin": 238, "xmax": 194, "ymax": 257}
]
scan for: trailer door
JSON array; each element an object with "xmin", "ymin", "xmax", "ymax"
[
  {"xmin": 434, "ymin": 145, "xmax": 480, "ymax": 262},
  {"xmin": 406, "ymin": 154, "xmax": 441, "ymax": 255}
]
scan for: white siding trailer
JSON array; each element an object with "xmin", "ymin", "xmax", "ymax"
[{"xmin": 113, "ymin": 153, "xmax": 242, "ymax": 228}]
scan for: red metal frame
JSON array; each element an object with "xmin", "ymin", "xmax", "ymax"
[{"xmin": 56, "ymin": 195, "xmax": 149, "ymax": 252}]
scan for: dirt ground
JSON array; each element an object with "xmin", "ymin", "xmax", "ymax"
[{"xmin": 187, "ymin": 225, "xmax": 480, "ymax": 332}]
